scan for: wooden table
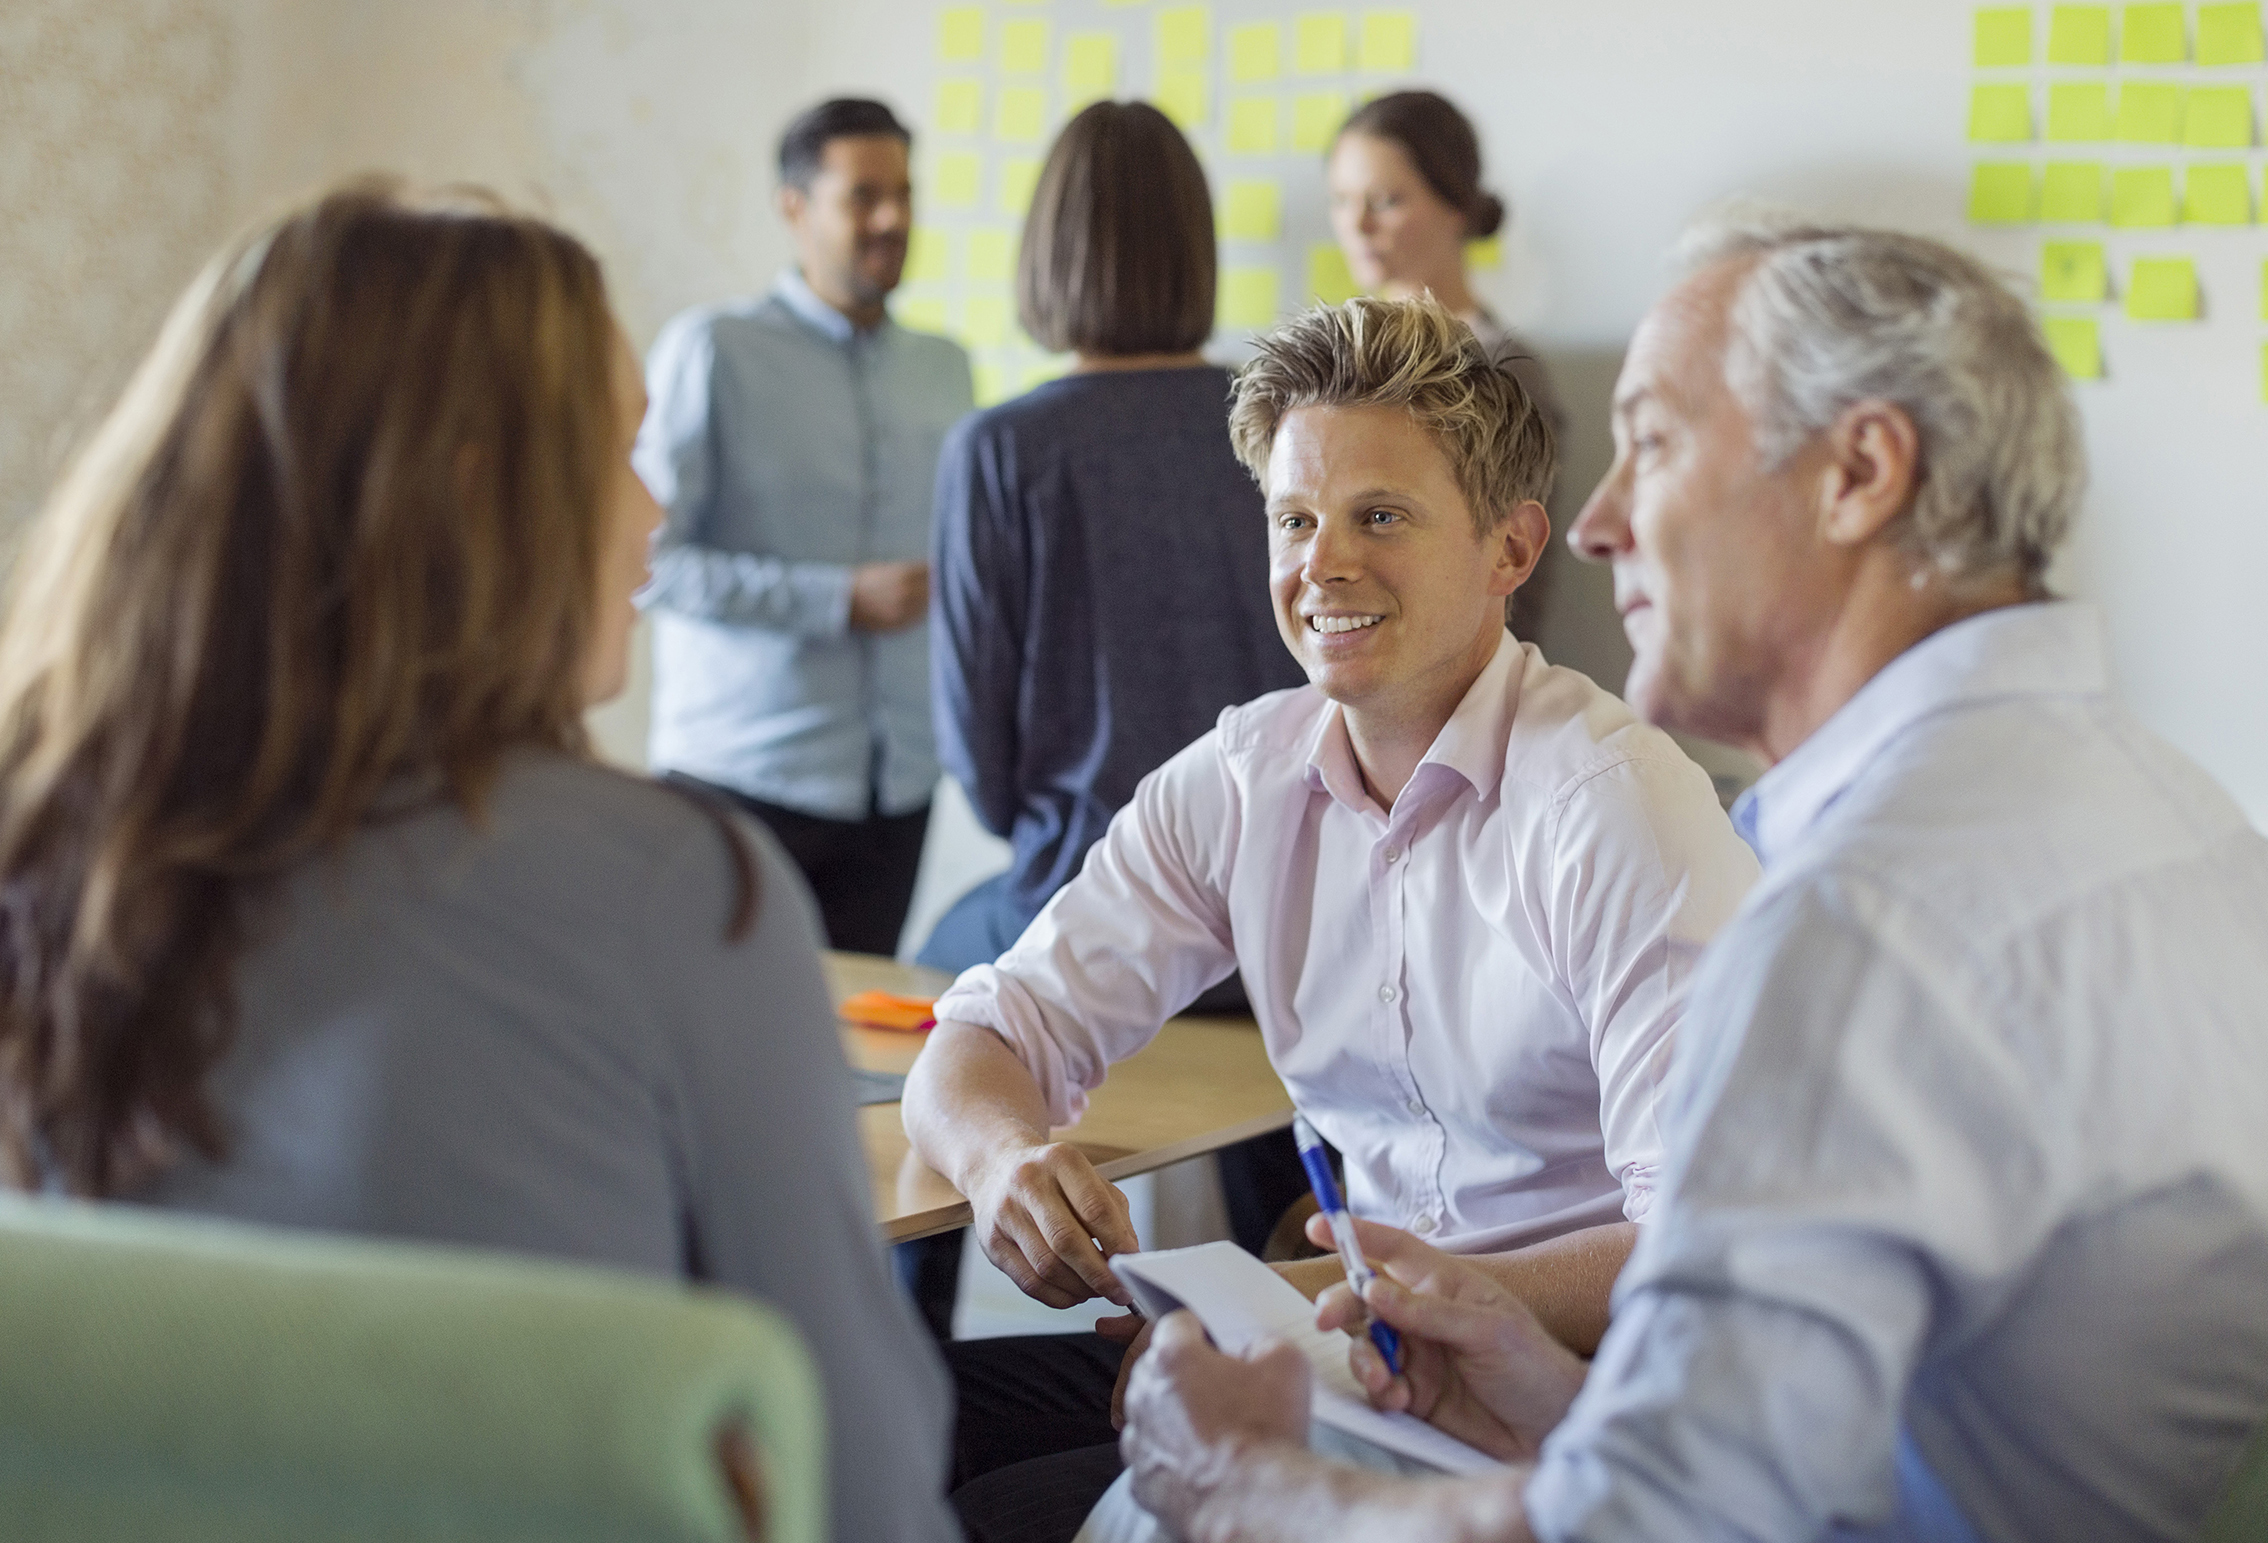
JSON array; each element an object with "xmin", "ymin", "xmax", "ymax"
[{"xmin": 825, "ymin": 952, "xmax": 1294, "ymax": 1242}]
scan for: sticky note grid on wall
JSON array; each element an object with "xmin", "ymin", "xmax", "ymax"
[
  {"xmin": 1969, "ymin": 3, "xmax": 2268, "ymax": 397},
  {"xmin": 911, "ymin": 2, "xmax": 1426, "ymax": 404}
]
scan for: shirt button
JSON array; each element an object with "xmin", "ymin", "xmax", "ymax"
[
  {"xmin": 1412, "ymin": 1215, "xmax": 1438, "ymax": 1236},
  {"xmin": 1405, "ymin": 1099, "xmax": 1425, "ymax": 1117},
  {"xmin": 1378, "ymin": 984, "xmax": 1397, "ymax": 1003},
  {"xmin": 1382, "ymin": 847, "xmax": 1401, "ymax": 864}
]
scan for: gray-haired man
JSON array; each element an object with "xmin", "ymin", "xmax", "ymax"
[{"xmin": 1118, "ymin": 220, "xmax": 2268, "ymax": 1541}]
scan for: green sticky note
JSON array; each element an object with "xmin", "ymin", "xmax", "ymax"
[
  {"xmin": 1292, "ymin": 89, "xmax": 1350, "ymax": 151},
  {"xmin": 1157, "ymin": 6, "xmax": 1211, "ymax": 68},
  {"xmin": 1218, "ymin": 266, "xmax": 1281, "ymax": 329},
  {"xmin": 1308, "ymin": 242, "xmax": 1359, "ymax": 303},
  {"xmin": 1975, "ymin": 7, "xmax": 2033, "ymax": 65},
  {"xmin": 2041, "ymin": 315, "xmax": 2104, "ymax": 379},
  {"xmin": 2047, "ymin": 4, "xmax": 2113, "ymax": 62},
  {"xmin": 996, "ymin": 87, "xmax": 1049, "ymax": 144},
  {"xmin": 2185, "ymin": 163, "xmax": 2256, "ymax": 223},
  {"xmin": 1465, "ymin": 235, "xmax": 1503, "ymax": 269},
  {"xmin": 936, "ymin": 79, "xmax": 985, "ymax": 136},
  {"xmin": 1230, "ymin": 22, "xmax": 1282, "ymax": 82},
  {"xmin": 1970, "ymin": 84, "xmax": 2033, "ymax": 141},
  {"xmin": 2110, "ymin": 165, "xmax": 2178, "ymax": 226},
  {"xmin": 1154, "ymin": 70, "xmax": 1211, "ymax": 130},
  {"xmin": 1222, "ymin": 179, "xmax": 1283, "ymax": 240},
  {"xmin": 2115, "ymin": 82, "xmax": 2183, "ymax": 143},
  {"xmin": 896, "ymin": 295, "xmax": 949, "ymax": 334},
  {"xmin": 939, "ymin": 6, "xmax": 985, "ymax": 63},
  {"xmin": 1064, "ymin": 33, "xmax": 1118, "ymax": 104},
  {"xmin": 2041, "ymin": 241, "xmax": 2109, "ymax": 301},
  {"xmin": 2047, "ymin": 82, "xmax": 2114, "ymax": 142},
  {"xmin": 998, "ymin": 157, "xmax": 1042, "ymax": 214},
  {"xmin": 1358, "ymin": 10, "xmax": 1418, "ymax": 71},
  {"xmin": 1227, "ymin": 96, "xmax": 1280, "ymax": 153},
  {"xmin": 931, "ymin": 152, "xmax": 981, "ymax": 209},
  {"xmin": 962, "ymin": 293, "xmax": 1014, "ymax": 348},
  {"xmin": 1968, "ymin": 162, "xmax": 2036, "ymax": 224},
  {"xmin": 1295, "ymin": 13, "xmax": 1349, "ymax": 73},
  {"xmin": 1002, "ymin": 19, "xmax": 1050, "ymax": 75},
  {"xmin": 2125, "ymin": 256, "xmax": 2198, "ymax": 320},
  {"xmin": 2120, "ymin": 2, "xmax": 2187, "ymax": 60},
  {"xmin": 904, "ymin": 226, "xmax": 952, "ymax": 284},
  {"xmin": 2197, "ymin": 2, "xmax": 2266, "ymax": 63},
  {"xmin": 2042, "ymin": 161, "xmax": 2107, "ymax": 221},
  {"xmin": 2184, "ymin": 86, "xmax": 2255, "ymax": 147},
  {"xmin": 965, "ymin": 228, "xmax": 1014, "ymax": 282}
]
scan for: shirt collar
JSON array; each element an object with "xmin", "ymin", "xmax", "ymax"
[
  {"xmin": 1731, "ymin": 599, "xmax": 2110, "ymax": 866},
  {"xmin": 772, "ymin": 268, "xmax": 880, "ymax": 345},
  {"xmin": 1303, "ymin": 630, "xmax": 1524, "ymax": 814}
]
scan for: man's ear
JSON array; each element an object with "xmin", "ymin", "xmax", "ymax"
[
  {"xmin": 1487, "ymin": 500, "xmax": 1552, "ymax": 598},
  {"xmin": 1818, "ymin": 400, "xmax": 1920, "ymax": 549},
  {"xmin": 776, "ymin": 182, "xmax": 806, "ymax": 225}
]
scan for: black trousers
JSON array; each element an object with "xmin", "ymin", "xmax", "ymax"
[
  {"xmin": 675, "ymin": 778, "xmax": 930, "ymax": 956},
  {"xmin": 947, "ymin": 1334, "xmax": 1126, "ymax": 1543}
]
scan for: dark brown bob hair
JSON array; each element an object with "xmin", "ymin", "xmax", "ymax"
[
  {"xmin": 1017, "ymin": 101, "xmax": 1216, "ymax": 356},
  {"xmin": 1339, "ymin": 90, "xmax": 1505, "ymax": 239}
]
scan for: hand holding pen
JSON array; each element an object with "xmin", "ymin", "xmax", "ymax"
[{"xmin": 1291, "ymin": 1113, "xmax": 1404, "ymax": 1377}]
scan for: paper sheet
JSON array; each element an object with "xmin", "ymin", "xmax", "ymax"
[
  {"xmin": 2183, "ymin": 163, "xmax": 2255, "ymax": 224},
  {"xmin": 1230, "ymin": 21, "xmax": 1282, "ymax": 83},
  {"xmin": 1358, "ymin": 11, "xmax": 1418, "ymax": 72},
  {"xmin": 1222, "ymin": 179, "xmax": 1282, "ymax": 240},
  {"xmin": 1218, "ymin": 266, "xmax": 1281, "ymax": 329},
  {"xmin": 2047, "ymin": 4, "xmax": 2113, "ymax": 63},
  {"xmin": 2043, "ymin": 161, "xmax": 2106, "ymax": 222},
  {"xmin": 1975, "ymin": 6, "xmax": 2033, "ymax": 65},
  {"xmin": 1295, "ymin": 13, "xmax": 1348, "ymax": 74},
  {"xmin": 1967, "ymin": 162, "xmax": 2035, "ymax": 224},
  {"xmin": 1002, "ymin": 18, "xmax": 1050, "ymax": 75},
  {"xmin": 1309, "ymin": 241, "xmax": 1359, "ymax": 303},
  {"xmin": 2183, "ymin": 87, "xmax": 2254, "ymax": 148},
  {"xmin": 1228, "ymin": 95, "xmax": 1280, "ymax": 153},
  {"xmin": 1969, "ymin": 84, "xmax": 2033, "ymax": 142},
  {"xmin": 2125, "ymin": 256, "xmax": 2199, "ymax": 320},
  {"xmin": 2047, "ymin": 81, "xmax": 2113, "ymax": 142},
  {"xmin": 2197, "ymin": 2, "xmax": 2266, "ymax": 64},
  {"xmin": 2109, "ymin": 165, "xmax": 2177, "ymax": 227},
  {"xmin": 2041, "ymin": 240, "xmax": 2108, "ymax": 302},
  {"xmin": 1292, "ymin": 89, "xmax": 1350, "ymax": 151},
  {"xmin": 2041, "ymin": 315, "xmax": 2104, "ymax": 379},
  {"xmin": 2115, "ymin": 81, "xmax": 2183, "ymax": 144},
  {"xmin": 2120, "ymin": 2, "xmax": 2187, "ymax": 62}
]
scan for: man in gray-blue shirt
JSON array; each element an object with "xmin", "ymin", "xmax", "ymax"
[{"xmin": 636, "ymin": 98, "xmax": 973, "ymax": 954}]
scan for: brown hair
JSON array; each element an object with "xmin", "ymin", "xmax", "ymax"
[
  {"xmin": 0, "ymin": 181, "xmax": 638, "ymax": 1196},
  {"xmin": 1017, "ymin": 101, "xmax": 1216, "ymax": 356},
  {"xmin": 1338, "ymin": 91, "xmax": 1504, "ymax": 239},
  {"xmin": 1228, "ymin": 295, "xmax": 1556, "ymax": 532}
]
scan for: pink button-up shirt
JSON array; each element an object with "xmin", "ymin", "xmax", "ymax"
[{"xmin": 934, "ymin": 633, "xmax": 1759, "ymax": 1253}]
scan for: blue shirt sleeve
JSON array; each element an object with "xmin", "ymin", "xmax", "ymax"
[{"xmin": 929, "ymin": 412, "xmax": 1027, "ymax": 838}]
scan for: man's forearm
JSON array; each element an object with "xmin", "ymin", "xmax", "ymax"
[
  {"xmin": 1180, "ymin": 1442, "xmax": 1536, "ymax": 1543},
  {"xmin": 1466, "ymin": 1222, "xmax": 1636, "ymax": 1356},
  {"xmin": 901, "ymin": 1018, "xmax": 1053, "ymax": 1189}
]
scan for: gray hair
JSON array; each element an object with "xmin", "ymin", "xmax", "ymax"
[{"xmin": 1678, "ymin": 210, "xmax": 2082, "ymax": 587}]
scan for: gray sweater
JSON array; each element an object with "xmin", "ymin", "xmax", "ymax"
[{"xmin": 136, "ymin": 751, "xmax": 956, "ymax": 1543}]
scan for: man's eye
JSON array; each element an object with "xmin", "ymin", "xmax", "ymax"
[{"xmin": 1365, "ymin": 508, "xmax": 1399, "ymax": 526}]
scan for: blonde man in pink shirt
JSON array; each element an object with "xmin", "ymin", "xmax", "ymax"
[{"xmin": 904, "ymin": 296, "xmax": 1760, "ymax": 1543}]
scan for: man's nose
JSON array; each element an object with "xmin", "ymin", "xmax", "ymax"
[
  {"xmin": 1303, "ymin": 519, "xmax": 1363, "ymax": 584},
  {"xmin": 1568, "ymin": 472, "xmax": 1632, "ymax": 563},
  {"xmin": 869, "ymin": 195, "xmax": 912, "ymax": 234}
]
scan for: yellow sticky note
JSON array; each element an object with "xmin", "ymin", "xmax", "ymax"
[
  {"xmin": 1975, "ymin": 6, "xmax": 2033, "ymax": 65},
  {"xmin": 2184, "ymin": 86, "xmax": 2255, "ymax": 147},
  {"xmin": 966, "ymin": 228, "xmax": 1015, "ymax": 282},
  {"xmin": 1295, "ymin": 13, "xmax": 1349, "ymax": 73},
  {"xmin": 2115, "ymin": 83, "xmax": 2183, "ymax": 143},
  {"xmin": 2197, "ymin": 2, "xmax": 2266, "ymax": 63},
  {"xmin": 2125, "ymin": 256, "xmax": 2198, "ymax": 320},
  {"xmin": 2042, "ymin": 161, "xmax": 2107, "ymax": 222},
  {"xmin": 2110, "ymin": 165, "xmax": 2178, "ymax": 226},
  {"xmin": 2120, "ymin": 2, "xmax": 2186, "ymax": 61},
  {"xmin": 2046, "ymin": 82, "xmax": 2114, "ymax": 142},
  {"xmin": 1002, "ymin": 19, "xmax": 1050, "ymax": 74},
  {"xmin": 2041, "ymin": 241, "xmax": 2108, "ymax": 301},
  {"xmin": 904, "ymin": 226, "xmax": 953, "ymax": 284},
  {"xmin": 936, "ymin": 79, "xmax": 985, "ymax": 136},
  {"xmin": 962, "ymin": 293, "xmax": 1014, "ymax": 348},
  {"xmin": 1967, "ymin": 162, "xmax": 2035, "ymax": 224},
  {"xmin": 1222, "ymin": 179, "xmax": 1282, "ymax": 240},
  {"xmin": 1465, "ymin": 235, "xmax": 1503, "ymax": 269},
  {"xmin": 971, "ymin": 359, "xmax": 1010, "ymax": 408},
  {"xmin": 2047, "ymin": 4, "xmax": 2113, "ymax": 62},
  {"xmin": 1292, "ymin": 89, "xmax": 1350, "ymax": 151},
  {"xmin": 2260, "ymin": 257, "xmax": 2268, "ymax": 319},
  {"xmin": 896, "ymin": 295, "xmax": 950, "ymax": 334},
  {"xmin": 932, "ymin": 152, "xmax": 982, "ymax": 208},
  {"xmin": 1064, "ymin": 33, "xmax": 1118, "ymax": 103},
  {"xmin": 996, "ymin": 87, "xmax": 1049, "ymax": 144},
  {"xmin": 1230, "ymin": 22, "xmax": 1282, "ymax": 82},
  {"xmin": 1227, "ymin": 96, "xmax": 1280, "ymax": 153},
  {"xmin": 1218, "ymin": 266, "xmax": 1281, "ymax": 329},
  {"xmin": 939, "ymin": 6, "xmax": 984, "ymax": 63},
  {"xmin": 998, "ymin": 158, "xmax": 1043, "ymax": 214},
  {"xmin": 1027, "ymin": 352, "xmax": 1074, "ymax": 386},
  {"xmin": 1157, "ymin": 5, "xmax": 1211, "ymax": 68},
  {"xmin": 2185, "ymin": 163, "xmax": 2255, "ymax": 223},
  {"xmin": 1358, "ymin": 11, "xmax": 1417, "ymax": 71},
  {"xmin": 1308, "ymin": 242, "xmax": 1359, "ymax": 303},
  {"xmin": 1970, "ymin": 84, "xmax": 2033, "ymax": 142},
  {"xmin": 2040, "ymin": 316, "xmax": 2103, "ymax": 379},
  {"xmin": 1154, "ymin": 70, "xmax": 1210, "ymax": 130}
]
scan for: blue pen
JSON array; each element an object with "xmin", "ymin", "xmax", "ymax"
[{"xmin": 1291, "ymin": 1113, "xmax": 1403, "ymax": 1377}]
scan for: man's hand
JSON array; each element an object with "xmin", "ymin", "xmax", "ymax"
[
  {"xmin": 1122, "ymin": 1312, "xmax": 1311, "ymax": 1534},
  {"xmin": 848, "ymin": 559, "xmax": 929, "ymax": 631},
  {"xmin": 965, "ymin": 1141, "xmax": 1139, "ymax": 1309},
  {"xmin": 1310, "ymin": 1215, "xmax": 1587, "ymax": 1462},
  {"xmin": 1106, "ymin": 1253, "xmax": 1347, "ymax": 1426}
]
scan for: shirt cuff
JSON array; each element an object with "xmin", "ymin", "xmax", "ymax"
[
  {"xmin": 801, "ymin": 562, "xmax": 857, "ymax": 637},
  {"xmin": 932, "ymin": 965, "xmax": 1095, "ymax": 1128}
]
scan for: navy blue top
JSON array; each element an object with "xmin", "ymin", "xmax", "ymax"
[{"xmin": 930, "ymin": 366, "xmax": 1306, "ymax": 932}]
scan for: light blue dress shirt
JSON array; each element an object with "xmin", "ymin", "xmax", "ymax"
[
  {"xmin": 1525, "ymin": 602, "xmax": 2268, "ymax": 1542},
  {"xmin": 636, "ymin": 271, "xmax": 973, "ymax": 820}
]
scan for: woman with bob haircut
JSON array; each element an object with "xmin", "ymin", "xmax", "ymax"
[{"xmin": 0, "ymin": 182, "xmax": 955, "ymax": 1543}]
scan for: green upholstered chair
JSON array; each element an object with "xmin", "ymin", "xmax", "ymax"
[
  {"xmin": 0, "ymin": 1195, "xmax": 823, "ymax": 1543},
  {"xmin": 2204, "ymin": 1415, "xmax": 2268, "ymax": 1543}
]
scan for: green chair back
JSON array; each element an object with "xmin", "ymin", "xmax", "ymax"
[{"xmin": 0, "ymin": 1196, "xmax": 823, "ymax": 1543}]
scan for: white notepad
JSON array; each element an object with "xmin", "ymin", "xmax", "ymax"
[{"xmin": 1113, "ymin": 1240, "xmax": 1507, "ymax": 1476}]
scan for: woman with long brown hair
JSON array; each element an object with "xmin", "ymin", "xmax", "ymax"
[{"xmin": 0, "ymin": 182, "xmax": 954, "ymax": 1543}]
